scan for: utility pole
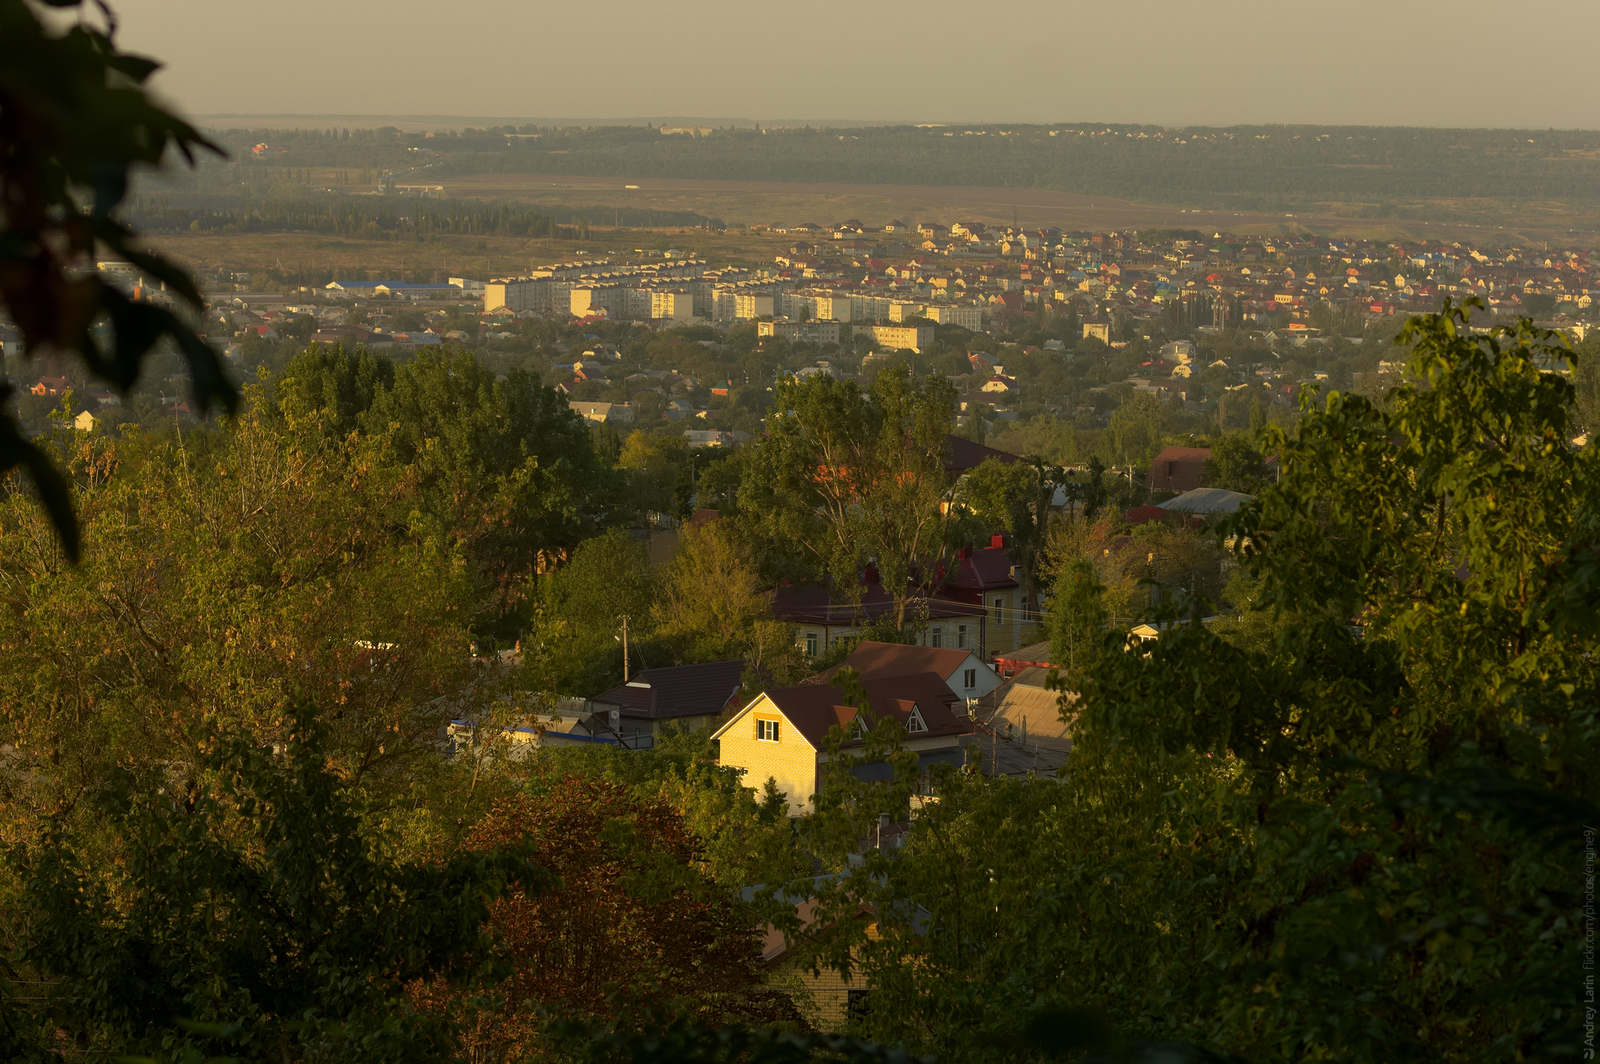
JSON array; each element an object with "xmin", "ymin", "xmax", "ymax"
[{"xmin": 620, "ymin": 615, "xmax": 630, "ymax": 682}]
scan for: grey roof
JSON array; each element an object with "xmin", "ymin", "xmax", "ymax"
[{"xmin": 1157, "ymin": 487, "xmax": 1254, "ymax": 514}]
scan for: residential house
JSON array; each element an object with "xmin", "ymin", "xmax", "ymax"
[
  {"xmin": 567, "ymin": 401, "xmax": 635, "ymax": 425},
  {"xmin": 31, "ymin": 376, "xmax": 71, "ymax": 397},
  {"xmin": 1145, "ymin": 445, "xmax": 1211, "ymax": 493},
  {"xmin": 806, "ymin": 641, "xmax": 1002, "ymax": 705},
  {"xmin": 712, "ymin": 670, "xmax": 972, "ymax": 815},
  {"xmin": 587, "ymin": 659, "xmax": 746, "ymax": 747},
  {"xmin": 772, "ymin": 575, "xmax": 986, "ymax": 660},
  {"xmin": 1081, "ymin": 319, "xmax": 1111, "ymax": 343},
  {"xmin": 936, "ymin": 534, "xmax": 1031, "ymax": 654}
]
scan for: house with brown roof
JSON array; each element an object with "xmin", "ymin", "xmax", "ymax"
[
  {"xmin": 712, "ymin": 670, "xmax": 972, "ymax": 815},
  {"xmin": 771, "ymin": 574, "xmax": 986, "ymax": 662},
  {"xmin": 942, "ymin": 434, "xmax": 1020, "ymax": 476},
  {"xmin": 807, "ymin": 640, "xmax": 1002, "ymax": 703},
  {"xmin": 1146, "ymin": 445, "xmax": 1211, "ymax": 493},
  {"xmin": 935, "ymin": 534, "xmax": 1031, "ymax": 654}
]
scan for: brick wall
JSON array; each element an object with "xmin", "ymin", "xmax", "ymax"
[{"xmin": 716, "ymin": 695, "xmax": 820, "ymax": 815}]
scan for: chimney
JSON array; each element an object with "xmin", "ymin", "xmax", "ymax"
[
  {"xmin": 958, "ymin": 546, "xmax": 971, "ymax": 561},
  {"xmin": 878, "ymin": 812, "xmax": 891, "ymax": 851},
  {"xmin": 990, "ymin": 532, "xmax": 1007, "ymax": 550}
]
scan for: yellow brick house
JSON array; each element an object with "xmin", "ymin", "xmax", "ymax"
[{"xmin": 712, "ymin": 670, "xmax": 972, "ymax": 816}]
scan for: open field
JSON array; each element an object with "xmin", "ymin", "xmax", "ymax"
[
  {"xmin": 146, "ymin": 170, "xmax": 1600, "ymax": 280},
  {"xmin": 147, "ymin": 227, "xmax": 804, "ymax": 282},
  {"xmin": 443, "ymin": 174, "xmax": 1600, "ymax": 248}
]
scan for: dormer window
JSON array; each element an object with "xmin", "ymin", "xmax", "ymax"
[{"xmin": 906, "ymin": 706, "xmax": 928, "ymax": 734}]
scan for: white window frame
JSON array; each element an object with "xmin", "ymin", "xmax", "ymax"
[
  {"xmin": 756, "ymin": 718, "xmax": 781, "ymax": 742},
  {"xmin": 963, "ymin": 668, "xmax": 977, "ymax": 690}
]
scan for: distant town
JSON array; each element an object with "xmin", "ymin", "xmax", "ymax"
[{"xmin": 11, "ymin": 220, "xmax": 1588, "ymax": 455}]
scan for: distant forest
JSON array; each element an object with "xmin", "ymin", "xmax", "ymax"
[{"xmin": 155, "ymin": 123, "xmax": 1600, "ymax": 217}]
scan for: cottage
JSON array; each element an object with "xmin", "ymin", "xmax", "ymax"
[
  {"xmin": 587, "ymin": 659, "xmax": 746, "ymax": 745},
  {"xmin": 712, "ymin": 670, "xmax": 973, "ymax": 815},
  {"xmin": 1145, "ymin": 445, "xmax": 1212, "ymax": 493}
]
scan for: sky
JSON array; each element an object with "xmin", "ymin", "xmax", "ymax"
[{"xmin": 109, "ymin": 0, "xmax": 1600, "ymax": 129}]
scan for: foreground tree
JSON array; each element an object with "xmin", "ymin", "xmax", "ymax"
[
  {"xmin": 0, "ymin": 397, "xmax": 480, "ymax": 814},
  {"xmin": 3, "ymin": 705, "xmax": 547, "ymax": 1064},
  {"xmin": 771, "ymin": 303, "xmax": 1595, "ymax": 1063},
  {"xmin": 0, "ymin": 0, "xmax": 234, "ymax": 556},
  {"xmin": 1091, "ymin": 301, "xmax": 1597, "ymax": 1058},
  {"xmin": 423, "ymin": 777, "xmax": 801, "ymax": 1061}
]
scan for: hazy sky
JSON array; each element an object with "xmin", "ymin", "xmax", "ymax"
[{"xmin": 111, "ymin": 0, "xmax": 1599, "ymax": 129}]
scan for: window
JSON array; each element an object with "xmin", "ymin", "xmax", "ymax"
[
  {"xmin": 847, "ymin": 989, "xmax": 871, "ymax": 1026},
  {"xmin": 957, "ymin": 624, "xmax": 968, "ymax": 649},
  {"xmin": 805, "ymin": 632, "xmax": 818, "ymax": 656},
  {"xmin": 756, "ymin": 718, "xmax": 781, "ymax": 742},
  {"xmin": 992, "ymin": 596, "xmax": 1004, "ymax": 622},
  {"xmin": 906, "ymin": 705, "xmax": 927, "ymax": 733},
  {"xmin": 963, "ymin": 668, "xmax": 977, "ymax": 690},
  {"xmin": 930, "ymin": 626, "xmax": 943, "ymax": 648}
]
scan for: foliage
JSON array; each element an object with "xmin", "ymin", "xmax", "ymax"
[
  {"xmin": 1086, "ymin": 300, "xmax": 1599, "ymax": 1059},
  {"xmin": 1571, "ymin": 333, "xmax": 1600, "ymax": 437},
  {"xmin": 360, "ymin": 347, "xmax": 610, "ymax": 608},
  {"xmin": 1199, "ymin": 433, "xmax": 1269, "ymax": 494},
  {"xmin": 275, "ymin": 342, "xmax": 395, "ymax": 439},
  {"xmin": 422, "ymin": 777, "xmax": 800, "ymax": 1061},
  {"xmin": 1045, "ymin": 557, "xmax": 1107, "ymax": 686},
  {"xmin": 954, "ymin": 455, "xmax": 1069, "ymax": 605},
  {"xmin": 738, "ymin": 366, "xmax": 958, "ymax": 627},
  {"xmin": 0, "ymin": 395, "xmax": 481, "ymax": 812},
  {"xmin": 618, "ymin": 430, "xmax": 693, "ymax": 518},
  {"xmin": 0, "ymin": 0, "xmax": 234, "ymax": 558},
  {"xmin": 529, "ymin": 528, "xmax": 656, "ymax": 695},
  {"xmin": 6, "ymin": 703, "xmax": 548, "ymax": 1064},
  {"xmin": 653, "ymin": 520, "xmax": 807, "ymax": 688}
]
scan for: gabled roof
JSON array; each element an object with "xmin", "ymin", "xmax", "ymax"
[
  {"xmin": 944, "ymin": 434, "xmax": 1021, "ymax": 474},
  {"xmin": 589, "ymin": 658, "xmax": 745, "ymax": 720},
  {"xmin": 1151, "ymin": 445, "xmax": 1211, "ymax": 463},
  {"xmin": 1158, "ymin": 487, "xmax": 1253, "ymax": 514},
  {"xmin": 811, "ymin": 641, "xmax": 981, "ymax": 686},
  {"xmin": 733, "ymin": 671, "xmax": 969, "ymax": 750}
]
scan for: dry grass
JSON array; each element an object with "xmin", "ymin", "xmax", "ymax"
[{"xmin": 145, "ymin": 176, "xmax": 1600, "ymax": 278}]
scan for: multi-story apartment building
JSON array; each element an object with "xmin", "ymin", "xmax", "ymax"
[
  {"xmin": 854, "ymin": 323, "xmax": 935, "ymax": 353},
  {"xmin": 651, "ymin": 289, "xmax": 696, "ymax": 321},
  {"xmin": 926, "ymin": 304, "xmax": 984, "ymax": 330}
]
